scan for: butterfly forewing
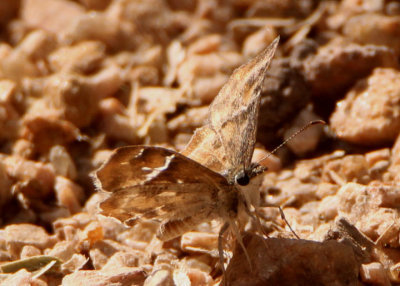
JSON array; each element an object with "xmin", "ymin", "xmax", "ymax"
[
  {"xmin": 182, "ymin": 37, "xmax": 279, "ymax": 179},
  {"xmin": 95, "ymin": 146, "xmax": 238, "ymax": 239}
]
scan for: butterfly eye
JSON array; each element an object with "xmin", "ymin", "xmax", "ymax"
[{"xmin": 235, "ymin": 172, "xmax": 250, "ymax": 186}]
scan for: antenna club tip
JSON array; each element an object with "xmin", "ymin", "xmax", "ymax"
[{"xmin": 310, "ymin": 120, "xmax": 326, "ymax": 125}]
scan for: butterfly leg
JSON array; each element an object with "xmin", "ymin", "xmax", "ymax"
[
  {"xmin": 242, "ymin": 206, "xmax": 271, "ymax": 253},
  {"xmin": 228, "ymin": 217, "xmax": 252, "ymax": 272},
  {"xmin": 218, "ymin": 222, "xmax": 229, "ymax": 286}
]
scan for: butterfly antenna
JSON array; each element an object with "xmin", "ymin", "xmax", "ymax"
[
  {"xmin": 278, "ymin": 206, "xmax": 300, "ymax": 239},
  {"xmin": 256, "ymin": 120, "xmax": 325, "ymax": 165}
]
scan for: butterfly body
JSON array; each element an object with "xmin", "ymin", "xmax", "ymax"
[{"xmin": 94, "ymin": 36, "xmax": 279, "ymax": 247}]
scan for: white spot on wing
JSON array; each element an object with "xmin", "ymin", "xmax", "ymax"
[
  {"xmin": 134, "ymin": 148, "xmax": 145, "ymax": 158},
  {"xmin": 145, "ymin": 154, "xmax": 175, "ymax": 181}
]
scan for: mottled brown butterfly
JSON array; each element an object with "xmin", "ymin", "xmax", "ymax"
[{"xmin": 94, "ymin": 37, "xmax": 279, "ymax": 278}]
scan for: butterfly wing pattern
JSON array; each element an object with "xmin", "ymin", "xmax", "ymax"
[
  {"xmin": 95, "ymin": 146, "xmax": 238, "ymax": 240},
  {"xmin": 182, "ymin": 37, "xmax": 279, "ymax": 181},
  {"xmin": 94, "ymin": 37, "xmax": 279, "ymax": 242}
]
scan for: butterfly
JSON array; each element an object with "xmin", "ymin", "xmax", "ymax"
[{"xmin": 93, "ymin": 37, "xmax": 279, "ymax": 278}]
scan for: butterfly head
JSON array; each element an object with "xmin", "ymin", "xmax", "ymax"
[
  {"xmin": 233, "ymin": 162, "xmax": 267, "ymax": 213},
  {"xmin": 234, "ymin": 163, "xmax": 267, "ymax": 186},
  {"xmin": 235, "ymin": 171, "xmax": 250, "ymax": 186}
]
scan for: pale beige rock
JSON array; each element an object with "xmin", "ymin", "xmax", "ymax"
[
  {"xmin": 344, "ymin": 13, "xmax": 400, "ymax": 55},
  {"xmin": 54, "ymin": 176, "xmax": 83, "ymax": 214},
  {"xmin": 127, "ymin": 65, "xmax": 160, "ymax": 86},
  {"xmin": 267, "ymin": 175, "xmax": 318, "ymax": 207},
  {"xmin": 50, "ymin": 146, "xmax": 78, "ymax": 180},
  {"xmin": 366, "ymin": 148, "xmax": 391, "ymax": 179},
  {"xmin": 317, "ymin": 195, "xmax": 339, "ymax": 221},
  {"xmin": 22, "ymin": 115, "xmax": 82, "ymax": 153},
  {"xmin": 3, "ymin": 156, "xmax": 56, "ymax": 198},
  {"xmin": 62, "ymin": 254, "xmax": 88, "ymax": 273},
  {"xmin": 21, "ymin": 0, "xmax": 85, "ymax": 34},
  {"xmin": 0, "ymin": 79, "xmax": 15, "ymax": 102},
  {"xmin": 322, "ymin": 154, "xmax": 370, "ymax": 184},
  {"xmin": 144, "ymin": 269, "xmax": 174, "ymax": 286},
  {"xmin": 20, "ymin": 245, "xmax": 41, "ymax": 259},
  {"xmin": 61, "ymin": 267, "xmax": 146, "ymax": 286},
  {"xmin": 0, "ymin": 80, "xmax": 20, "ymax": 140},
  {"xmin": 12, "ymin": 139, "xmax": 34, "ymax": 159},
  {"xmin": 187, "ymin": 34, "xmax": 222, "ymax": 55},
  {"xmin": 89, "ymin": 239, "xmax": 136, "ymax": 270},
  {"xmin": 42, "ymin": 73, "xmax": 99, "ymax": 128},
  {"xmin": 172, "ymin": 269, "xmax": 191, "ymax": 286},
  {"xmin": 181, "ymin": 232, "xmax": 218, "ymax": 255},
  {"xmin": 48, "ymin": 41, "xmax": 105, "ymax": 73},
  {"xmin": 0, "ymin": 269, "xmax": 33, "ymax": 286},
  {"xmin": 186, "ymin": 268, "xmax": 213, "ymax": 286},
  {"xmin": 89, "ymin": 248, "xmax": 107, "ymax": 270},
  {"xmin": 177, "ymin": 51, "xmax": 242, "ymax": 103},
  {"xmin": 304, "ymin": 40, "xmax": 398, "ymax": 98},
  {"xmin": 134, "ymin": 87, "xmax": 180, "ymax": 115},
  {"xmin": 53, "ymin": 213, "xmax": 94, "ymax": 237},
  {"xmin": 331, "ymin": 68, "xmax": 400, "ymax": 145},
  {"xmin": 284, "ymin": 106, "xmax": 323, "ymax": 156},
  {"xmin": 337, "ymin": 183, "xmax": 400, "ymax": 240},
  {"xmin": 181, "ymin": 256, "xmax": 213, "ymax": 274},
  {"xmin": 366, "ymin": 148, "xmax": 391, "ymax": 169},
  {"xmin": 63, "ymin": 0, "xmax": 189, "ymax": 50},
  {"xmin": 293, "ymin": 150, "xmax": 345, "ymax": 183},
  {"xmin": 5, "ymin": 224, "xmax": 55, "ymax": 258},
  {"xmin": 92, "ymin": 213, "xmax": 126, "ymax": 241},
  {"xmin": 315, "ymin": 182, "xmax": 340, "ymax": 199},
  {"xmin": 16, "ymin": 30, "xmax": 57, "ymax": 61},
  {"xmin": 97, "ymin": 98, "xmax": 140, "ymax": 144},
  {"xmin": 243, "ymin": 27, "xmax": 278, "ymax": 58},
  {"xmin": 0, "ymin": 30, "xmax": 56, "ymax": 79},
  {"xmin": 46, "ymin": 241, "xmax": 76, "ymax": 262},
  {"xmin": 167, "ymin": 106, "xmax": 209, "ymax": 133},
  {"xmin": 102, "ymin": 252, "xmax": 142, "ymax": 270}
]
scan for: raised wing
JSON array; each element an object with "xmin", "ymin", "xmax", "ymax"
[
  {"xmin": 182, "ymin": 37, "xmax": 279, "ymax": 181},
  {"xmin": 94, "ymin": 146, "xmax": 238, "ymax": 240}
]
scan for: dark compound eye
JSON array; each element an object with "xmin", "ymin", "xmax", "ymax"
[{"xmin": 235, "ymin": 172, "xmax": 250, "ymax": 186}]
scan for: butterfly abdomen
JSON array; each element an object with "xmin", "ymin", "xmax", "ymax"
[{"xmin": 157, "ymin": 215, "xmax": 211, "ymax": 241}]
